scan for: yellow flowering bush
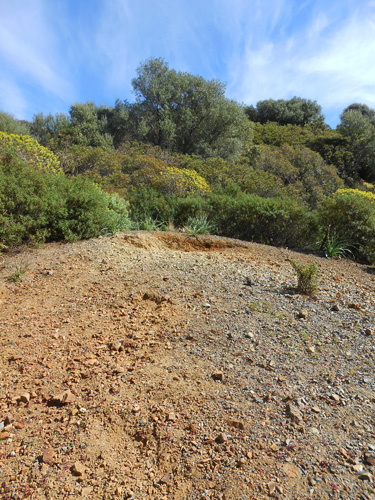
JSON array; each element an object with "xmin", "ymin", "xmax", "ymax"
[
  {"xmin": 0, "ymin": 131, "xmax": 61, "ymax": 174},
  {"xmin": 130, "ymin": 154, "xmax": 210, "ymax": 197}
]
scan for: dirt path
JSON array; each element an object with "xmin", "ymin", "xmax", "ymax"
[{"xmin": 0, "ymin": 232, "xmax": 374, "ymax": 499}]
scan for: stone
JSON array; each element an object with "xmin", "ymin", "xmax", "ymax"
[
  {"xmin": 0, "ymin": 432, "xmax": 9, "ymax": 440},
  {"xmin": 227, "ymin": 420, "xmax": 245, "ymax": 430},
  {"xmin": 331, "ymin": 304, "xmax": 340, "ymax": 312},
  {"xmin": 42, "ymin": 448, "xmax": 55, "ymax": 464},
  {"xmin": 49, "ymin": 390, "xmax": 75, "ymax": 406},
  {"xmin": 358, "ymin": 471, "xmax": 373, "ymax": 481},
  {"xmin": 72, "ymin": 461, "xmax": 85, "ymax": 476},
  {"xmin": 297, "ymin": 310, "xmax": 308, "ymax": 319},
  {"xmin": 307, "ymin": 346, "xmax": 315, "ymax": 354},
  {"xmin": 216, "ymin": 433, "xmax": 227, "ymax": 444},
  {"xmin": 13, "ymin": 420, "xmax": 26, "ymax": 429},
  {"xmin": 115, "ymin": 486, "xmax": 123, "ymax": 496},
  {"xmin": 330, "ymin": 394, "xmax": 340, "ymax": 402},
  {"xmin": 364, "ymin": 453, "xmax": 375, "ymax": 466},
  {"xmin": 166, "ymin": 412, "xmax": 176, "ymax": 422},
  {"xmin": 19, "ymin": 393, "xmax": 30, "ymax": 404},
  {"xmin": 212, "ymin": 372, "xmax": 224, "ymax": 381},
  {"xmin": 268, "ymin": 481, "xmax": 276, "ymax": 494},
  {"xmin": 160, "ymin": 473, "xmax": 171, "ymax": 484},
  {"xmin": 287, "ymin": 403, "xmax": 303, "ymax": 423},
  {"xmin": 282, "ymin": 463, "xmax": 301, "ymax": 478},
  {"xmin": 311, "ymin": 406, "xmax": 321, "ymax": 413},
  {"xmin": 365, "ymin": 328, "xmax": 373, "ymax": 336}
]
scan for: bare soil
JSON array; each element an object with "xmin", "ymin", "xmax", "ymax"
[{"xmin": 0, "ymin": 232, "xmax": 374, "ymax": 500}]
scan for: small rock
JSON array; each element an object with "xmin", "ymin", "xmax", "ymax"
[
  {"xmin": 287, "ymin": 403, "xmax": 303, "ymax": 423},
  {"xmin": 49, "ymin": 390, "xmax": 75, "ymax": 406},
  {"xmin": 115, "ymin": 486, "xmax": 123, "ymax": 496},
  {"xmin": 358, "ymin": 471, "xmax": 373, "ymax": 481},
  {"xmin": 283, "ymin": 463, "xmax": 301, "ymax": 478},
  {"xmin": 227, "ymin": 420, "xmax": 245, "ymax": 430},
  {"xmin": 42, "ymin": 448, "xmax": 55, "ymax": 464},
  {"xmin": 19, "ymin": 393, "xmax": 30, "ymax": 404},
  {"xmin": 364, "ymin": 453, "xmax": 375, "ymax": 466},
  {"xmin": 311, "ymin": 406, "xmax": 321, "ymax": 413},
  {"xmin": 268, "ymin": 481, "xmax": 276, "ymax": 494},
  {"xmin": 13, "ymin": 420, "xmax": 26, "ymax": 429},
  {"xmin": 236, "ymin": 458, "xmax": 247, "ymax": 468},
  {"xmin": 212, "ymin": 372, "xmax": 224, "ymax": 381},
  {"xmin": 297, "ymin": 310, "xmax": 308, "ymax": 319},
  {"xmin": 330, "ymin": 394, "xmax": 340, "ymax": 402},
  {"xmin": 166, "ymin": 412, "xmax": 176, "ymax": 422},
  {"xmin": 365, "ymin": 328, "xmax": 373, "ymax": 336},
  {"xmin": 348, "ymin": 303, "xmax": 360, "ymax": 310},
  {"xmin": 81, "ymin": 487, "xmax": 93, "ymax": 497},
  {"xmin": 278, "ymin": 375, "xmax": 286, "ymax": 383},
  {"xmin": 0, "ymin": 432, "xmax": 10, "ymax": 440},
  {"xmin": 352, "ymin": 464, "xmax": 364, "ymax": 473},
  {"xmin": 307, "ymin": 346, "xmax": 315, "ymax": 354},
  {"xmin": 72, "ymin": 461, "xmax": 85, "ymax": 476},
  {"xmin": 160, "ymin": 473, "xmax": 171, "ymax": 484},
  {"xmin": 216, "ymin": 433, "xmax": 227, "ymax": 444},
  {"xmin": 331, "ymin": 303, "xmax": 340, "ymax": 311}
]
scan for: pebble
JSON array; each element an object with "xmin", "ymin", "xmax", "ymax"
[
  {"xmin": 287, "ymin": 403, "xmax": 303, "ymax": 423},
  {"xmin": 297, "ymin": 310, "xmax": 308, "ymax": 319},
  {"xmin": 42, "ymin": 448, "xmax": 55, "ymax": 464},
  {"xmin": 212, "ymin": 372, "xmax": 224, "ymax": 381},
  {"xmin": 72, "ymin": 461, "xmax": 86, "ymax": 476}
]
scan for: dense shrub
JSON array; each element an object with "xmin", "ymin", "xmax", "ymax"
[
  {"xmin": 0, "ymin": 151, "xmax": 130, "ymax": 247},
  {"xmin": 318, "ymin": 188, "xmax": 375, "ymax": 263},
  {"xmin": 206, "ymin": 193, "xmax": 317, "ymax": 247},
  {"xmin": 0, "ymin": 131, "xmax": 61, "ymax": 173}
]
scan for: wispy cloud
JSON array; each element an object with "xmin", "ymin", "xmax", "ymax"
[{"xmin": 0, "ymin": 0, "xmax": 374, "ymax": 126}]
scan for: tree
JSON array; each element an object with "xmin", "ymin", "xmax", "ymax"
[
  {"xmin": 0, "ymin": 111, "xmax": 30, "ymax": 135},
  {"xmin": 338, "ymin": 109, "xmax": 375, "ymax": 181},
  {"xmin": 342, "ymin": 103, "xmax": 375, "ymax": 126},
  {"xmin": 246, "ymin": 97, "xmax": 324, "ymax": 127},
  {"xmin": 30, "ymin": 112, "xmax": 70, "ymax": 146},
  {"xmin": 129, "ymin": 58, "xmax": 252, "ymax": 160}
]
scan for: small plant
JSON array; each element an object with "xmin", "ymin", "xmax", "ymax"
[
  {"xmin": 184, "ymin": 215, "xmax": 215, "ymax": 237},
  {"xmin": 323, "ymin": 230, "xmax": 355, "ymax": 259},
  {"xmin": 133, "ymin": 216, "xmax": 166, "ymax": 231},
  {"xmin": 11, "ymin": 260, "xmax": 30, "ymax": 282},
  {"xmin": 290, "ymin": 259, "xmax": 319, "ymax": 296}
]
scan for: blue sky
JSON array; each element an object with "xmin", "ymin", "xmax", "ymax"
[{"xmin": 1, "ymin": 0, "xmax": 375, "ymax": 128}]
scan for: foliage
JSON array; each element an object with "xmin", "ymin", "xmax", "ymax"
[
  {"xmin": 0, "ymin": 151, "xmax": 130, "ymax": 247},
  {"xmin": 30, "ymin": 112, "xmax": 71, "ymax": 146},
  {"xmin": 0, "ymin": 131, "xmax": 61, "ymax": 173},
  {"xmin": 323, "ymin": 230, "xmax": 354, "ymax": 259},
  {"xmin": 246, "ymin": 97, "xmax": 324, "ymax": 127},
  {"xmin": 318, "ymin": 188, "xmax": 375, "ymax": 263},
  {"xmin": 252, "ymin": 122, "xmax": 315, "ymax": 147},
  {"xmin": 129, "ymin": 153, "xmax": 210, "ymax": 197},
  {"xmin": 338, "ymin": 109, "xmax": 375, "ymax": 182},
  {"xmin": 10, "ymin": 260, "xmax": 30, "ymax": 282},
  {"xmin": 248, "ymin": 144, "xmax": 343, "ymax": 206},
  {"xmin": 290, "ymin": 260, "xmax": 319, "ymax": 296},
  {"xmin": 130, "ymin": 57, "xmax": 252, "ymax": 160},
  {"xmin": 184, "ymin": 215, "xmax": 216, "ymax": 236},
  {"xmin": 0, "ymin": 111, "xmax": 30, "ymax": 135}
]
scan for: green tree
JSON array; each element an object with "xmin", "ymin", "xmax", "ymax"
[
  {"xmin": 246, "ymin": 97, "xmax": 324, "ymax": 127},
  {"xmin": 338, "ymin": 109, "xmax": 375, "ymax": 181},
  {"xmin": 0, "ymin": 111, "xmax": 30, "ymax": 135},
  {"xmin": 30, "ymin": 112, "xmax": 70, "ymax": 146},
  {"xmin": 129, "ymin": 57, "xmax": 252, "ymax": 160}
]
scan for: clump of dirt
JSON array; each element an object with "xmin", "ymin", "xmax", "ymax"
[{"xmin": 0, "ymin": 232, "xmax": 374, "ymax": 499}]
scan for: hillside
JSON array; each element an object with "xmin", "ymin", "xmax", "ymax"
[{"xmin": 0, "ymin": 232, "xmax": 374, "ymax": 499}]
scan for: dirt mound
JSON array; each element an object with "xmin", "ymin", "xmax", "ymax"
[{"xmin": 0, "ymin": 232, "xmax": 374, "ymax": 499}]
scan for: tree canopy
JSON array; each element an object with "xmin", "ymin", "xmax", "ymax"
[
  {"xmin": 128, "ymin": 58, "xmax": 252, "ymax": 160},
  {"xmin": 246, "ymin": 97, "xmax": 324, "ymax": 127}
]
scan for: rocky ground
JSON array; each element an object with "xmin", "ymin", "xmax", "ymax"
[{"xmin": 0, "ymin": 231, "xmax": 374, "ymax": 500}]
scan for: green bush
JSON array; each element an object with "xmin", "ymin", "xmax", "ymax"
[
  {"xmin": 290, "ymin": 260, "xmax": 319, "ymax": 296},
  {"xmin": 0, "ymin": 151, "xmax": 130, "ymax": 247},
  {"xmin": 206, "ymin": 192, "xmax": 317, "ymax": 247},
  {"xmin": 318, "ymin": 189, "xmax": 375, "ymax": 263}
]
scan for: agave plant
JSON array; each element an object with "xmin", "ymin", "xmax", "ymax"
[{"xmin": 323, "ymin": 231, "xmax": 355, "ymax": 259}]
